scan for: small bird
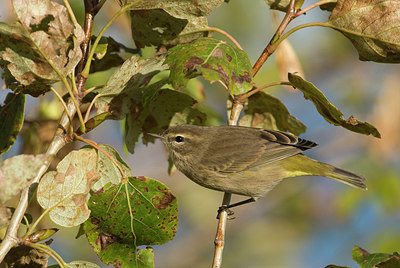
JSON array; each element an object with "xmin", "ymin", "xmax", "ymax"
[{"xmin": 150, "ymin": 125, "xmax": 367, "ymax": 210}]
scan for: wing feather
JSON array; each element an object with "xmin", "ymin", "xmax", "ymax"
[{"xmin": 198, "ymin": 127, "xmax": 317, "ymax": 173}]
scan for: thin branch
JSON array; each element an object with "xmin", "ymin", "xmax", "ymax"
[
  {"xmin": 212, "ymin": 99, "xmax": 244, "ymax": 268},
  {"xmin": 212, "ymin": 193, "xmax": 231, "ymax": 268},
  {"xmin": 253, "ymin": 0, "xmax": 298, "ymax": 76}
]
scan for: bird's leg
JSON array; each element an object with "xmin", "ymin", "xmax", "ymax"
[{"xmin": 217, "ymin": 197, "xmax": 256, "ymax": 219}]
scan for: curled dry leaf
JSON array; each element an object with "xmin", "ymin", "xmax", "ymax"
[{"xmin": 37, "ymin": 149, "xmax": 100, "ymax": 227}]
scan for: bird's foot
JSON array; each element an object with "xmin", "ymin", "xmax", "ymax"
[{"xmin": 217, "ymin": 205, "xmax": 235, "ymax": 220}]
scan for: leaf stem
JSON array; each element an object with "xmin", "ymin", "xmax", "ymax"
[
  {"xmin": 238, "ymin": 81, "xmax": 291, "ymax": 101},
  {"xmin": 50, "ymin": 87, "xmax": 73, "ymax": 126},
  {"xmin": 23, "ymin": 208, "xmax": 52, "ymax": 239},
  {"xmin": 62, "ymin": 0, "xmax": 78, "ymax": 25},
  {"xmin": 73, "ymin": 135, "xmax": 127, "ymax": 178},
  {"xmin": 278, "ymin": 22, "xmax": 331, "ymax": 47},
  {"xmin": 84, "ymin": 93, "xmax": 102, "ymax": 123},
  {"xmin": 295, "ymin": 0, "xmax": 337, "ymax": 17},
  {"xmin": 204, "ymin": 27, "xmax": 243, "ymax": 50},
  {"xmin": 81, "ymin": 0, "xmax": 145, "ymax": 78},
  {"xmin": 26, "ymin": 241, "xmax": 66, "ymax": 267}
]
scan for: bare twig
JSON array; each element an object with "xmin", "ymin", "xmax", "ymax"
[
  {"xmin": 252, "ymin": 0, "xmax": 298, "ymax": 76},
  {"xmin": 212, "ymin": 99, "xmax": 245, "ymax": 268},
  {"xmin": 212, "ymin": 193, "xmax": 231, "ymax": 268}
]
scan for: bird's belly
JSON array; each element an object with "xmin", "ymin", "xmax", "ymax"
[{"xmin": 181, "ymin": 165, "xmax": 284, "ymax": 198}]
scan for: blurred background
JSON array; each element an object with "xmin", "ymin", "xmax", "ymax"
[{"xmin": 1, "ymin": 0, "xmax": 400, "ymax": 267}]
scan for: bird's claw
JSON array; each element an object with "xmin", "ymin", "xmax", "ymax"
[{"xmin": 216, "ymin": 205, "xmax": 235, "ymax": 220}]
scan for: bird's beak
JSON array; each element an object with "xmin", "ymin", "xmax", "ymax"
[{"xmin": 148, "ymin": 133, "xmax": 165, "ymax": 140}]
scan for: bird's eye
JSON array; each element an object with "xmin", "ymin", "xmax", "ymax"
[{"xmin": 175, "ymin": 135, "xmax": 184, "ymax": 143}]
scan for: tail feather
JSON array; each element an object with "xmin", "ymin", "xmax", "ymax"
[
  {"xmin": 283, "ymin": 154, "xmax": 367, "ymax": 190},
  {"xmin": 327, "ymin": 166, "xmax": 367, "ymax": 190}
]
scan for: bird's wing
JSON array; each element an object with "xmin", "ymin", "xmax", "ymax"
[
  {"xmin": 198, "ymin": 128, "xmax": 317, "ymax": 174},
  {"xmin": 244, "ymin": 129, "xmax": 317, "ymax": 170}
]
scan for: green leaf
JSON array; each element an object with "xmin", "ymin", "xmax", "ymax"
[
  {"xmin": 95, "ymin": 55, "xmax": 168, "ymax": 117},
  {"xmin": 95, "ymin": 54, "xmax": 207, "ymax": 152},
  {"xmin": 165, "ymin": 37, "xmax": 253, "ymax": 95},
  {"xmin": 137, "ymin": 248, "xmax": 155, "ymax": 268},
  {"xmin": 37, "ymin": 149, "xmax": 100, "ymax": 227},
  {"xmin": 126, "ymin": 86, "xmax": 206, "ymax": 153},
  {"xmin": 0, "ymin": 154, "xmax": 46, "ymax": 205},
  {"xmin": 90, "ymin": 36, "xmax": 137, "ymax": 74},
  {"xmin": 84, "ymin": 176, "xmax": 177, "ymax": 267},
  {"xmin": 77, "ymin": 112, "xmax": 112, "ymax": 134},
  {"xmin": 288, "ymin": 73, "xmax": 381, "ymax": 138},
  {"xmin": 239, "ymin": 92, "xmax": 306, "ymax": 135},
  {"xmin": 328, "ymin": 0, "xmax": 400, "ymax": 63},
  {"xmin": 126, "ymin": 0, "xmax": 224, "ymax": 48},
  {"xmin": 0, "ymin": 93, "xmax": 25, "ymax": 154},
  {"xmin": 352, "ymin": 245, "xmax": 400, "ymax": 268}
]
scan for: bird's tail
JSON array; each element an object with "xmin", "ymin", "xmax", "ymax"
[{"xmin": 283, "ymin": 154, "xmax": 367, "ymax": 190}]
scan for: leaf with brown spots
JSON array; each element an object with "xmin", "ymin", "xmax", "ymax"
[
  {"xmin": 328, "ymin": 0, "xmax": 400, "ymax": 63},
  {"xmin": 0, "ymin": 0, "xmax": 84, "ymax": 96},
  {"xmin": 165, "ymin": 37, "xmax": 254, "ymax": 95},
  {"xmin": 126, "ymin": 0, "xmax": 224, "ymax": 48},
  {"xmin": 37, "ymin": 149, "xmax": 100, "ymax": 227},
  {"xmin": 288, "ymin": 73, "xmax": 381, "ymax": 138},
  {"xmin": 83, "ymin": 176, "xmax": 177, "ymax": 267}
]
